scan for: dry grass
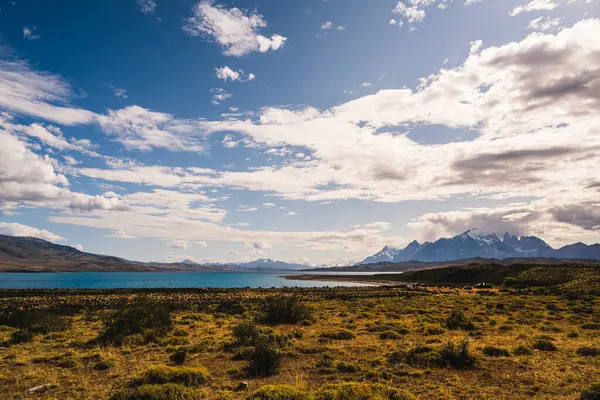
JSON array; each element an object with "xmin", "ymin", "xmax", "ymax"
[{"xmin": 0, "ymin": 287, "xmax": 598, "ymax": 399}]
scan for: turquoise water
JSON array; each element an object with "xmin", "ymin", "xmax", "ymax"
[{"xmin": 0, "ymin": 272, "xmax": 370, "ymax": 289}]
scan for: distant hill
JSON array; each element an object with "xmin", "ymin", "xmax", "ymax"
[
  {"xmin": 0, "ymin": 235, "xmax": 240, "ymax": 272},
  {"xmin": 356, "ymin": 229, "xmax": 600, "ymax": 265},
  {"xmin": 239, "ymin": 258, "xmax": 310, "ymax": 271}
]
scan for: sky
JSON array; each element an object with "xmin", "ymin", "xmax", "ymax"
[{"xmin": 0, "ymin": 0, "xmax": 599, "ymax": 265}]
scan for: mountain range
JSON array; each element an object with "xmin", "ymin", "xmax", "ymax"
[
  {"xmin": 0, "ymin": 234, "xmax": 311, "ymax": 272},
  {"xmin": 356, "ymin": 229, "xmax": 600, "ymax": 265}
]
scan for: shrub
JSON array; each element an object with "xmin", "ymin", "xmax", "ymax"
[
  {"xmin": 172, "ymin": 328, "xmax": 189, "ymax": 337},
  {"xmin": 582, "ymin": 323, "xmax": 600, "ymax": 330},
  {"xmin": 581, "ymin": 383, "xmax": 600, "ymax": 400},
  {"xmin": 482, "ymin": 346, "xmax": 510, "ymax": 357},
  {"xmin": 130, "ymin": 365, "xmax": 211, "ymax": 387},
  {"xmin": 93, "ymin": 358, "xmax": 116, "ymax": 370},
  {"xmin": 425, "ymin": 326, "xmax": 445, "ymax": 335},
  {"xmin": 320, "ymin": 329, "xmax": 355, "ymax": 340},
  {"xmin": 247, "ymin": 342, "xmax": 282, "ymax": 377},
  {"xmin": 533, "ymin": 339, "xmax": 557, "ymax": 351},
  {"xmin": 110, "ymin": 383, "xmax": 194, "ymax": 400},
  {"xmin": 250, "ymin": 384, "xmax": 310, "ymax": 400},
  {"xmin": 261, "ymin": 297, "xmax": 313, "ymax": 325},
  {"xmin": 513, "ymin": 346, "xmax": 533, "ymax": 356},
  {"xmin": 169, "ymin": 350, "xmax": 187, "ymax": 365},
  {"xmin": 232, "ymin": 320, "xmax": 262, "ymax": 347},
  {"xmin": 163, "ymin": 337, "xmax": 191, "ymax": 347},
  {"xmin": 367, "ymin": 322, "xmax": 410, "ymax": 334},
  {"xmin": 10, "ymin": 329, "xmax": 33, "ymax": 344},
  {"xmin": 316, "ymin": 354, "xmax": 334, "ymax": 369},
  {"xmin": 314, "ymin": 382, "xmax": 416, "ymax": 400},
  {"xmin": 0, "ymin": 310, "xmax": 71, "ymax": 334},
  {"xmin": 97, "ymin": 301, "xmax": 173, "ymax": 346},
  {"xmin": 336, "ymin": 362, "xmax": 361, "ymax": 373},
  {"xmin": 446, "ymin": 311, "xmax": 476, "ymax": 331},
  {"xmin": 380, "ymin": 330, "xmax": 403, "ymax": 340},
  {"xmin": 577, "ymin": 347, "xmax": 600, "ymax": 357},
  {"xmin": 214, "ymin": 301, "xmax": 246, "ymax": 315},
  {"xmin": 404, "ymin": 346, "xmax": 445, "ymax": 368},
  {"xmin": 232, "ymin": 346, "xmax": 255, "ymax": 361},
  {"xmin": 440, "ymin": 339, "xmax": 476, "ymax": 369}
]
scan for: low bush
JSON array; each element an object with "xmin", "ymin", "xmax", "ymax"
[
  {"xmin": 425, "ymin": 326, "xmax": 445, "ymax": 335},
  {"xmin": 446, "ymin": 311, "xmax": 476, "ymax": 331},
  {"xmin": 110, "ymin": 383, "xmax": 194, "ymax": 400},
  {"xmin": 169, "ymin": 350, "xmax": 187, "ymax": 365},
  {"xmin": 336, "ymin": 362, "xmax": 361, "ymax": 373},
  {"xmin": 581, "ymin": 383, "xmax": 600, "ymax": 400},
  {"xmin": 380, "ymin": 330, "xmax": 403, "ymax": 340},
  {"xmin": 319, "ymin": 329, "xmax": 355, "ymax": 340},
  {"xmin": 97, "ymin": 300, "xmax": 173, "ymax": 346},
  {"xmin": 247, "ymin": 342, "xmax": 282, "ymax": 377},
  {"xmin": 482, "ymin": 346, "xmax": 510, "ymax": 357},
  {"xmin": 513, "ymin": 346, "xmax": 533, "ymax": 356},
  {"xmin": 93, "ymin": 358, "xmax": 116, "ymax": 370},
  {"xmin": 314, "ymin": 382, "xmax": 416, "ymax": 400},
  {"xmin": 581, "ymin": 323, "xmax": 600, "ymax": 330},
  {"xmin": 129, "ymin": 365, "xmax": 211, "ymax": 387},
  {"xmin": 10, "ymin": 329, "xmax": 33, "ymax": 344},
  {"xmin": 232, "ymin": 346, "xmax": 255, "ymax": 361},
  {"xmin": 250, "ymin": 384, "xmax": 310, "ymax": 400},
  {"xmin": 440, "ymin": 339, "xmax": 476, "ymax": 369},
  {"xmin": 533, "ymin": 339, "xmax": 557, "ymax": 351},
  {"xmin": 577, "ymin": 347, "xmax": 600, "ymax": 357},
  {"xmin": 261, "ymin": 297, "xmax": 313, "ymax": 325}
]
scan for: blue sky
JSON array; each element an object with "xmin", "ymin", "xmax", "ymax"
[{"xmin": 1, "ymin": 0, "xmax": 599, "ymax": 265}]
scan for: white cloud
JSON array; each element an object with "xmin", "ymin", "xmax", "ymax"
[
  {"xmin": 23, "ymin": 26, "xmax": 40, "ymax": 40},
  {"xmin": 469, "ymin": 39, "xmax": 483, "ymax": 54},
  {"xmin": 320, "ymin": 21, "xmax": 333, "ymax": 30},
  {"xmin": 107, "ymin": 229, "xmax": 135, "ymax": 239},
  {"xmin": 112, "ymin": 87, "xmax": 128, "ymax": 99},
  {"xmin": 197, "ymin": 240, "xmax": 208, "ymax": 247},
  {"xmin": 215, "ymin": 66, "xmax": 255, "ymax": 82},
  {"xmin": 74, "ymin": 244, "xmax": 84, "ymax": 251},
  {"xmin": 169, "ymin": 240, "xmax": 190, "ymax": 249},
  {"xmin": 510, "ymin": 0, "xmax": 557, "ymax": 16},
  {"xmin": 97, "ymin": 106, "xmax": 206, "ymax": 152},
  {"xmin": 284, "ymin": 211, "xmax": 297, "ymax": 216},
  {"xmin": 182, "ymin": 1, "xmax": 287, "ymax": 56},
  {"xmin": 527, "ymin": 16, "xmax": 563, "ymax": 31},
  {"xmin": 138, "ymin": 0, "xmax": 157, "ymax": 14},
  {"xmin": 210, "ymin": 88, "xmax": 232, "ymax": 105},
  {"xmin": 0, "ymin": 222, "xmax": 64, "ymax": 242},
  {"xmin": 0, "ymin": 59, "xmax": 96, "ymax": 125},
  {"xmin": 262, "ymin": 202, "xmax": 275, "ymax": 208}
]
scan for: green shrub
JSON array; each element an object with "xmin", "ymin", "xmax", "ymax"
[
  {"xmin": 110, "ymin": 383, "xmax": 194, "ymax": 400},
  {"xmin": 440, "ymin": 339, "xmax": 476, "ymax": 369},
  {"xmin": 250, "ymin": 384, "xmax": 310, "ymax": 400},
  {"xmin": 232, "ymin": 320, "xmax": 262, "ymax": 346},
  {"xmin": 513, "ymin": 346, "xmax": 533, "ymax": 356},
  {"xmin": 169, "ymin": 350, "xmax": 187, "ymax": 365},
  {"xmin": 214, "ymin": 301, "xmax": 246, "ymax": 315},
  {"xmin": 93, "ymin": 358, "xmax": 116, "ymax": 370},
  {"xmin": 261, "ymin": 297, "xmax": 313, "ymax": 325},
  {"xmin": 0, "ymin": 310, "xmax": 71, "ymax": 334},
  {"xmin": 446, "ymin": 311, "xmax": 476, "ymax": 331},
  {"xmin": 482, "ymin": 346, "xmax": 509, "ymax": 357},
  {"xmin": 320, "ymin": 329, "xmax": 355, "ymax": 340},
  {"xmin": 172, "ymin": 328, "xmax": 189, "ymax": 337},
  {"xmin": 10, "ymin": 329, "xmax": 33, "ymax": 344},
  {"xmin": 367, "ymin": 322, "xmax": 410, "ymax": 334},
  {"xmin": 56, "ymin": 357, "xmax": 78, "ymax": 368},
  {"xmin": 336, "ymin": 362, "xmax": 360, "ymax": 373},
  {"xmin": 533, "ymin": 339, "xmax": 557, "ymax": 351},
  {"xmin": 163, "ymin": 337, "xmax": 191, "ymax": 346},
  {"xmin": 316, "ymin": 354, "xmax": 334, "ymax": 369},
  {"xmin": 97, "ymin": 301, "xmax": 173, "ymax": 346},
  {"xmin": 581, "ymin": 323, "xmax": 600, "ymax": 330},
  {"xmin": 404, "ymin": 346, "xmax": 445, "ymax": 368},
  {"xmin": 247, "ymin": 343, "xmax": 281, "ymax": 377},
  {"xmin": 380, "ymin": 330, "xmax": 403, "ymax": 340},
  {"xmin": 130, "ymin": 365, "xmax": 211, "ymax": 387},
  {"xmin": 232, "ymin": 346, "xmax": 255, "ymax": 361},
  {"xmin": 581, "ymin": 383, "xmax": 600, "ymax": 400},
  {"xmin": 425, "ymin": 326, "xmax": 445, "ymax": 335},
  {"xmin": 577, "ymin": 347, "xmax": 600, "ymax": 357},
  {"xmin": 314, "ymin": 382, "xmax": 416, "ymax": 400}
]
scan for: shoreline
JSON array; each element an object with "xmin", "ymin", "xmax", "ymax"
[{"xmin": 281, "ymin": 274, "xmax": 403, "ymax": 286}]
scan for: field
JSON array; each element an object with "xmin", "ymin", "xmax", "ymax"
[{"xmin": 1, "ymin": 285, "xmax": 599, "ymax": 399}]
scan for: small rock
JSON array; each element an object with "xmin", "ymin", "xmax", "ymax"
[
  {"xmin": 26, "ymin": 383, "xmax": 54, "ymax": 394},
  {"xmin": 235, "ymin": 381, "xmax": 249, "ymax": 392}
]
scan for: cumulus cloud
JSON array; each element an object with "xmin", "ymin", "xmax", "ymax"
[
  {"xmin": 527, "ymin": 16, "xmax": 563, "ymax": 32},
  {"xmin": 169, "ymin": 240, "xmax": 190, "ymax": 249},
  {"xmin": 0, "ymin": 222, "xmax": 63, "ymax": 242},
  {"xmin": 215, "ymin": 66, "xmax": 255, "ymax": 82},
  {"xmin": 138, "ymin": 0, "xmax": 157, "ymax": 14},
  {"xmin": 106, "ymin": 229, "xmax": 135, "ymax": 239},
  {"xmin": 23, "ymin": 26, "xmax": 40, "ymax": 40},
  {"xmin": 97, "ymin": 106, "xmax": 206, "ymax": 152},
  {"xmin": 510, "ymin": 0, "xmax": 557, "ymax": 16},
  {"xmin": 182, "ymin": 1, "xmax": 287, "ymax": 56},
  {"xmin": 210, "ymin": 88, "xmax": 232, "ymax": 105},
  {"xmin": 73, "ymin": 244, "xmax": 84, "ymax": 251}
]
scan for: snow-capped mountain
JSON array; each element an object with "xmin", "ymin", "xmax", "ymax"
[
  {"xmin": 239, "ymin": 258, "xmax": 310, "ymax": 270},
  {"xmin": 356, "ymin": 229, "xmax": 599, "ymax": 264},
  {"xmin": 354, "ymin": 245, "xmax": 400, "ymax": 265}
]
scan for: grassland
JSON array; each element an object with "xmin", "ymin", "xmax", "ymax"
[{"xmin": 0, "ymin": 284, "xmax": 599, "ymax": 399}]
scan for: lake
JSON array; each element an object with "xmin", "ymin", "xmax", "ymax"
[{"xmin": 0, "ymin": 271, "xmax": 377, "ymax": 289}]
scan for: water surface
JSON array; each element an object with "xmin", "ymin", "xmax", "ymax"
[{"xmin": 0, "ymin": 271, "xmax": 374, "ymax": 289}]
